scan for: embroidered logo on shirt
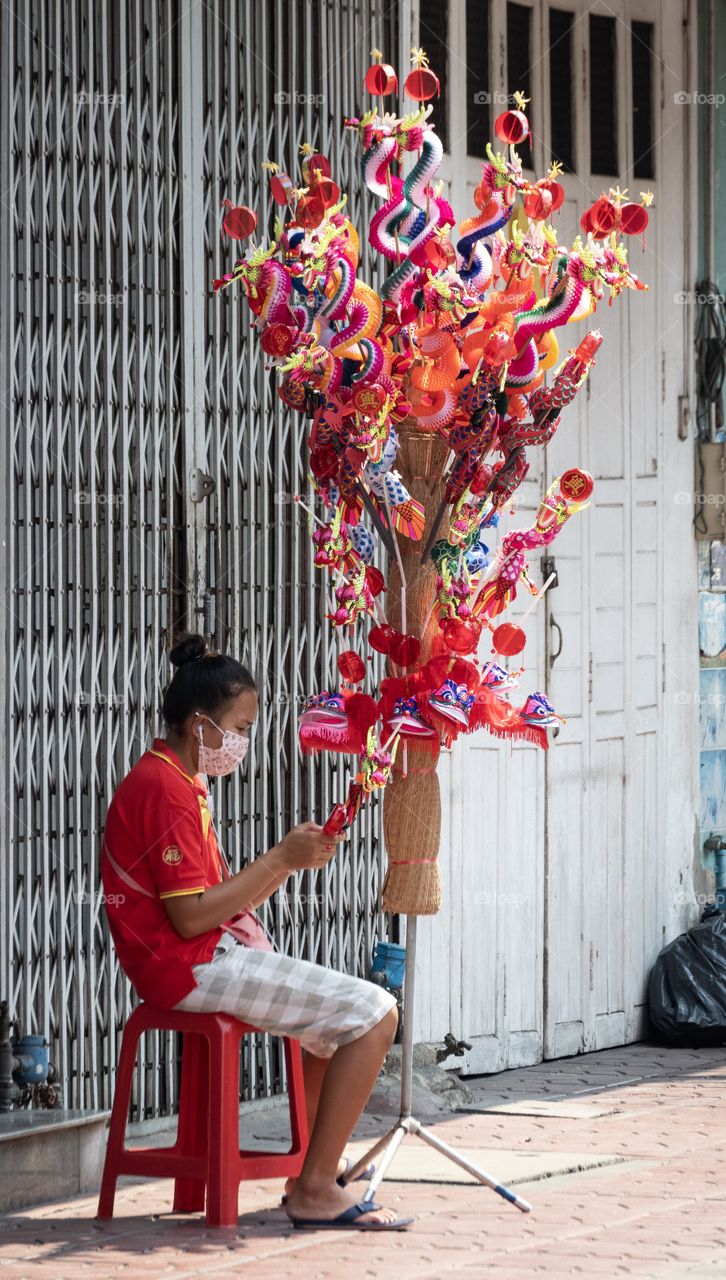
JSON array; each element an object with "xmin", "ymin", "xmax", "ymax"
[{"xmin": 162, "ymin": 846, "xmax": 183, "ymax": 865}]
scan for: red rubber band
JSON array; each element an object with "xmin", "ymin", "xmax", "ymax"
[{"xmin": 388, "ymin": 858, "xmax": 438, "ymax": 865}]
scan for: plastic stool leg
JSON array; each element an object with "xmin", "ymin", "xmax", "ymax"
[
  {"xmin": 97, "ymin": 1015, "xmax": 142, "ymax": 1219},
  {"xmin": 205, "ymin": 1021, "xmax": 241, "ymax": 1228},
  {"xmin": 283, "ymin": 1038, "xmax": 309, "ymax": 1163},
  {"xmin": 172, "ymin": 1030, "xmax": 210, "ymax": 1213}
]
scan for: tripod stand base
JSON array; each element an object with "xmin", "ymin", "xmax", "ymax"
[{"xmin": 344, "ymin": 1114, "xmax": 532, "ymax": 1213}]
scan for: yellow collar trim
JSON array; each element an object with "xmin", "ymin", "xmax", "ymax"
[{"xmin": 148, "ymin": 748, "xmax": 202, "ymax": 790}]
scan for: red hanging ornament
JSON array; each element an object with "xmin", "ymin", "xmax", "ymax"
[
  {"xmin": 560, "ymin": 468, "xmax": 594, "ymax": 503},
  {"xmin": 337, "ymin": 650, "xmax": 366, "ymax": 683},
  {"xmin": 364, "ymin": 61, "xmax": 398, "ymax": 96},
  {"xmin": 404, "ymin": 51, "xmax": 440, "ymax": 101},
  {"xmin": 619, "ymin": 202, "xmax": 649, "ymax": 236},
  {"xmin": 296, "ymin": 193, "xmax": 326, "ymax": 228},
  {"xmin": 269, "ymin": 172, "xmax": 294, "ymax": 206},
  {"xmin": 301, "ymin": 151, "xmax": 331, "ymax": 184},
  {"xmin": 491, "ymin": 623, "xmax": 527, "ymax": 657},
  {"xmin": 441, "ymin": 617, "xmax": 481, "ymax": 655},
  {"xmin": 261, "ymin": 323, "xmax": 295, "ymax": 357},
  {"xmin": 221, "ymin": 201, "xmax": 257, "ymax": 240},
  {"xmin": 352, "ymin": 383, "xmax": 386, "ymax": 415},
  {"xmin": 365, "ymin": 564, "xmax": 386, "ymax": 597},
  {"xmin": 494, "ymin": 110, "xmax": 529, "ymax": 145}
]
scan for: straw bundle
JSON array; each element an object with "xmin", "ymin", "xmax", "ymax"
[{"xmin": 381, "ymin": 423, "xmax": 449, "ymax": 914}]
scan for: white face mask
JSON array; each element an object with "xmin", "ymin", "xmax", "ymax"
[{"xmin": 196, "ymin": 715, "xmax": 250, "ymax": 777}]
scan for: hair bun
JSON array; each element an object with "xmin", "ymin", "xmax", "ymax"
[{"xmin": 169, "ymin": 633, "xmax": 208, "ymax": 668}]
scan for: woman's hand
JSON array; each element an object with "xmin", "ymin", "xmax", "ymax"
[{"xmin": 276, "ymin": 820, "xmax": 345, "ymax": 873}]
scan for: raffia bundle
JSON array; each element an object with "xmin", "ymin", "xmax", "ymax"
[{"xmin": 381, "ymin": 423, "xmax": 450, "ymax": 915}]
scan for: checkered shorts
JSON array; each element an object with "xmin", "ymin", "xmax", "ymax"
[{"xmin": 172, "ymin": 930, "xmax": 397, "ymax": 1058}]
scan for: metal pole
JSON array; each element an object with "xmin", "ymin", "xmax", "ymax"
[
  {"xmin": 399, "ymin": 915, "xmax": 416, "ymax": 1118},
  {"xmin": 343, "ymin": 910, "xmax": 532, "ymax": 1213}
]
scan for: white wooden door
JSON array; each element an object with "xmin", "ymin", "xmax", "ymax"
[
  {"xmin": 542, "ymin": 0, "xmax": 697, "ymax": 1059},
  {"xmin": 412, "ymin": 0, "xmax": 699, "ymax": 1070}
]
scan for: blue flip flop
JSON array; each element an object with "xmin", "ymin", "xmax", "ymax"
[
  {"xmin": 290, "ymin": 1198, "xmax": 414, "ymax": 1231},
  {"xmin": 280, "ymin": 1156, "xmax": 376, "ymax": 1206}
]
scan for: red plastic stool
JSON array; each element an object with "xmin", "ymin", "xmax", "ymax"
[{"xmin": 97, "ymin": 1004, "xmax": 309, "ymax": 1228}]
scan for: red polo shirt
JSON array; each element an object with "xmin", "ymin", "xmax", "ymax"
[{"xmin": 101, "ymin": 739, "xmax": 252, "ymax": 1009}]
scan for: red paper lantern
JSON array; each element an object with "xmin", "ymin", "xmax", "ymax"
[
  {"xmin": 441, "ymin": 617, "xmax": 481, "ymax": 655},
  {"xmin": 337, "ymin": 650, "xmax": 366, "ymax": 683},
  {"xmin": 473, "ymin": 179, "xmax": 492, "ymax": 212},
  {"xmin": 491, "ymin": 623, "xmax": 526, "ymax": 656},
  {"xmin": 269, "ymin": 172, "xmax": 294, "ymax": 205},
  {"xmin": 523, "ymin": 187, "xmax": 553, "ymax": 221},
  {"xmin": 538, "ymin": 177, "xmax": 565, "ymax": 211},
  {"xmin": 301, "ymin": 152, "xmax": 331, "ymax": 184},
  {"xmin": 404, "ymin": 66, "xmax": 440, "ymax": 101},
  {"xmin": 261, "ymin": 323, "xmax": 295, "ymax": 357},
  {"xmin": 619, "ymin": 202, "xmax": 649, "ymax": 236},
  {"xmin": 368, "ymin": 624, "xmax": 419, "ymax": 666},
  {"xmin": 580, "ymin": 206, "xmax": 595, "ymax": 236},
  {"xmin": 310, "ymin": 176, "xmax": 341, "ymax": 209},
  {"xmin": 352, "ymin": 383, "xmax": 386, "ymax": 415},
  {"xmin": 390, "ymin": 633, "xmax": 420, "ymax": 667},
  {"xmin": 560, "ymin": 468, "xmax": 594, "ymax": 503},
  {"xmin": 221, "ymin": 202, "xmax": 257, "ymax": 240},
  {"xmin": 364, "ymin": 62, "xmax": 398, "ymax": 96},
  {"xmin": 588, "ymin": 196, "xmax": 618, "ymax": 238},
  {"xmin": 494, "ymin": 110, "xmax": 529, "ymax": 145},
  {"xmin": 296, "ymin": 193, "xmax": 326, "ymax": 228},
  {"xmin": 365, "ymin": 564, "xmax": 386, "ymax": 597}
]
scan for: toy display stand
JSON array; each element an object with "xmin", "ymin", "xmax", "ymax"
[{"xmin": 344, "ymin": 913, "xmax": 532, "ymax": 1213}]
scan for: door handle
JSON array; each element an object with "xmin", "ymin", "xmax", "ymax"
[{"xmin": 549, "ymin": 614, "xmax": 563, "ymax": 666}]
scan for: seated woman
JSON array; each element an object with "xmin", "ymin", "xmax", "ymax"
[{"xmin": 101, "ymin": 633, "xmax": 412, "ymax": 1232}]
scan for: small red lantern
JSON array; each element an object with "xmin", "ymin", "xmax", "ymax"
[
  {"xmin": 296, "ymin": 193, "xmax": 326, "ymax": 228},
  {"xmin": 337, "ymin": 650, "xmax": 366, "ymax": 683},
  {"xmin": 404, "ymin": 65, "xmax": 440, "ymax": 101},
  {"xmin": 368, "ymin": 624, "xmax": 419, "ymax": 666},
  {"xmin": 494, "ymin": 110, "xmax": 529, "ymax": 145},
  {"xmin": 537, "ymin": 176, "xmax": 565, "ymax": 212},
  {"xmin": 441, "ymin": 617, "xmax": 481, "ymax": 655},
  {"xmin": 301, "ymin": 152, "xmax": 331, "ymax": 184},
  {"xmin": 364, "ymin": 62, "xmax": 398, "ymax": 96},
  {"xmin": 365, "ymin": 564, "xmax": 386, "ymax": 597},
  {"xmin": 560, "ymin": 468, "xmax": 594, "ymax": 503},
  {"xmin": 588, "ymin": 196, "xmax": 618, "ymax": 239},
  {"xmin": 523, "ymin": 187, "xmax": 553, "ymax": 221},
  {"xmin": 491, "ymin": 623, "xmax": 526, "ymax": 656},
  {"xmin": 261, "ymin": 323, "xmax": 295, "ymax": 357},
  {"xmin": 352, "ymin": 383, "xmax": 386, "ymax": 415},
  {"xmin": 269, "ymin": 172, "xmax": 294, "ymax": 206},
  {"xmin": 221, "ymin": 201, "xmax": 257, "ymax": 240},
  {"xmin": 619, "ymin": 202, "xmax": 649, "ymax": 236},
  {"xmin": 473, "ymin": 179, "xmax": 492, "ymax": 211},
  {"xmin": 312, "ymin": 176, "xmax": 341, "ymax": 209}
]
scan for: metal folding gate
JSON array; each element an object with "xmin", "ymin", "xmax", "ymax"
[{"xmin": 0, "ymin": 0, "xmax": 401, "ymax": 1120}]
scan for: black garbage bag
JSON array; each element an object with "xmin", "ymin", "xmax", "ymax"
[{"xmin": 648, "ymin": 910, "xmax": 726, "ymax": 1046}]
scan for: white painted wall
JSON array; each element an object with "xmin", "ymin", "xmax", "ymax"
[{"xmin": 411, "ymin": 0, "xmax": 700, "ymax": 1069}]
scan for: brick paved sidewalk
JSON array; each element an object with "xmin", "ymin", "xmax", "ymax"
[{"xmin": 2, "ymin": 1041, "xmax": 726, "ymax": 1279}]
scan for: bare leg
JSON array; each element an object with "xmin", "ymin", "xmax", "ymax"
[
  {"xmin": 283, "ymin": 1051, "xmax": 347, "ymax": 1195},
  {"xmin": 285, "ymin": 1006, "xmax": 404, "ymax": 1226}
]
